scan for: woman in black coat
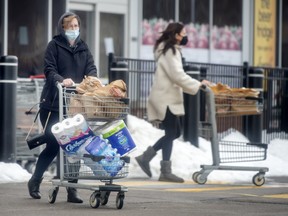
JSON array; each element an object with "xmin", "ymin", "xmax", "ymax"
[{"xmin": 27, "ymin": 12, "xmax": 97, "ymax": 203}]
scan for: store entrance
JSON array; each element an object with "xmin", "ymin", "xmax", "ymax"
[
  {"xmin": 69, "ymin": 2, "xmax": 126, "ymax": 78},
  {"xmin": 282, "ymin": 0, "xmax": 288, "ymax": 67}
]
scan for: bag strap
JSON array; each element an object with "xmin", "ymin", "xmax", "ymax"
[{"xmin": 25, "ymin": 91, "xmax": 58, "ymax": 141}]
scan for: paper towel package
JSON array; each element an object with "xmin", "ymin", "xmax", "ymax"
[{"xmin": 100, "ymin": 120, "xmax": 136, "ymax": 156}]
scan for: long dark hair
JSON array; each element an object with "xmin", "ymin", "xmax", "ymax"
[{"xmin": 154, "ymin": 22, "xmax": 184, "ymax": 55}]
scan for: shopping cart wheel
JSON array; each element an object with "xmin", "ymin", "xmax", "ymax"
[
  {"xmin": 100, "ymin": 191, "xmax": 110, "ymax": 205},
  {"xmin": 48, "ymin": 187, "xmax": 59, "ymax": 204},
  {"xmin": 252, "ymin": 173, "xmax": 265, "ymax": 186},
  {"xmin": 192, "ymin": 171, "xmax": 207, "ymax": 184},
  {"xmin": 192, "ymin": 171, "xmax": 201, "ymax": 183},
  {"xmin": 90, "ymin": 192, "xmax": 101, "ymax": 208},
  {"xmin": 116, "ymin": 192, "xmax": 125, "ymax": 209},
  {"xmin": 192, "ymin": 172, "xmax": 207, "ymax": 185}
]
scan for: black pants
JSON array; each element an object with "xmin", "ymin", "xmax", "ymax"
[
  {"xmin": 32, "ymin": 108, "xmax": 60, "ymax": 179},
  {"xmin": 152, "ymin": 108, "xmax": 181, "ymax": 161}
]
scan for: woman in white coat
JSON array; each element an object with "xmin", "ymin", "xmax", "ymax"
[{"xmin": 136, "ymin": 22, "xmax": 209, "ymax": 182}]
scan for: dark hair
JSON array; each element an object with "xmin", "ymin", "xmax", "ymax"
[{"xmin": 154, "ymin": 22, "xmax": 184, "ymax": 55}]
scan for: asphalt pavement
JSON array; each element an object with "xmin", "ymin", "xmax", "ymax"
[{"xmin": 0, "ymin": 176, "xmax": 288, "ymax": 216}]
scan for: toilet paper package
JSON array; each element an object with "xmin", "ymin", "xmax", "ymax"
[
  {"xmin": 51, "ymin": 114, "xmax": 95, "ymax": 155},
  {"xmin": 62, "ymin": 118, "xmax": 76, "ymax": 138},
  {"xmin": 51, "ymin": 122, "xmax": 71, "ymax": 145},
  {"xmin": 73, "ymin": 113, "xmax": 89, "ymax": 132}
]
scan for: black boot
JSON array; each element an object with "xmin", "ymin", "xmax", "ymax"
[
  {"xmin": 28, "ymin": 176, "xmax": 43, "ymax": 199},
  {"xmin": 66, "ymin": 187, "xmax": 83, "ymax": 203}
]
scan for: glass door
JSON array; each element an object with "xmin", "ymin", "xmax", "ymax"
[
  {"xmin": 69, "ymin": 2, "xmax": 97, "ymax": 78},
  {"xmin": 99, "ymin": 12, "xmax": 124, "ymax": 78},
  {"xmin": 69, "ymin": 1, "xmax": 127, "ymax": 78},
  {"xmin": 69, "ymin": 3, "xmax": 96, "ymax": 59}
]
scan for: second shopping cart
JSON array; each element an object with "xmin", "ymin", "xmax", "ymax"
[{"xmin": 193, "ymin": 84, "xmax": 269, "ymax": 186}]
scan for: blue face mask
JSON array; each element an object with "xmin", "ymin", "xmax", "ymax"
[{"xmin": 65, "ymin": 29, "xmax": 79, "ymax": 41}]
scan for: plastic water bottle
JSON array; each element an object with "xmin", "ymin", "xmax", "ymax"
[
  {"xmin": 85, "ymin": 136, "xmax": 108, "ymax": 156},
  {"xmin": 101, "ymin": 144, "xmax": 117, "ymax": 161},
  {"xmin": 100, "ymin": 153, "xmax": 124, "ymax": 177},
  {"xmin": 76, "ymin": 136, "xmax": 94, "ymax": 156}
]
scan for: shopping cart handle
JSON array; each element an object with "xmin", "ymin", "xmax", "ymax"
[
  {"xmin": 83, "ymin": 154, "xmax": 130, "ymax": 163},
  {"xmin": 83, "ymin": 154, "xmax": 105, "ymax": 162},
  {"xmin": 200, "ymin": 84, "xmax": 207, "ymax": 90},
  {"xmin": 120, "ymin": 156, "xmax": 130, "ymax": 163},
  {"xmin": 55, "ymin": 81, "xmax": 76, "ymax": 87}
]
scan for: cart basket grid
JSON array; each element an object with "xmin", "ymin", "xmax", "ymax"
[
  {"xmin": 63, "ymin": 89, "xmax": 130, "ymax": 121},
  {"xmin": 63, "ymin": 153, "xmax": 130, "ymax": 181},
  {"xmin": 218, "ymin": 141, "xmax": 267, "ymax": 163},
  {"xmin": 214, "ymin": 94, "xmax": 263, "ymax": 116}
]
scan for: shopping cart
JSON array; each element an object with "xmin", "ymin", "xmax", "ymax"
[
  {"xmin": 193, "ymin": 86, "xmax": 269, "ymax": 186},
  {"xmin": 48, "ymin": 83, "xmax": 130, "ymax": 209},
  {"xmin": 16, "ymin": 77, "xmax": 46, "ymax": 173}
]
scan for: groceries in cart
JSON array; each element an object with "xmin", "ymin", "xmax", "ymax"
[
  {"xmin": 83, "ymin": 135, "xmax": 125, "ymax": 177},
  {"xmin": 51, "ymin": 113, "xmax": 94, "ymax": 152},
  {"xmin": 209, "ymin": 82, "xmax": 261, "ymax": 115},
  {"xmin": 51, "ymin": 114, "xmax": 136, "ymax": 177},
  {"xmin": 67, "ymin": 76, "xmax": 128, "ymax": 119},
  {"xmin": 99, "ymin": 120, "xmax": 136, "ymax": 156}
]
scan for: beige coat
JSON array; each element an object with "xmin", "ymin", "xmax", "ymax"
[{"xmin": 147, "ymin": 43, "xmax": 201, "ymax": 121}]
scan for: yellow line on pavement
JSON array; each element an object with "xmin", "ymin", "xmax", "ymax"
[
  {"xmin": 165, "ymin": 186, "xmax": 259, "ymax": 192},
  {"xmin": 116, "ymin": 180, "xmax": 197, "ymax": 187},
  {"xmin": 262, "ymin": 194, "xmax": 288, "ymax": 199},
  {"xmin": 81, "ymin": 180, "xmax": 288, "ymax": 199}
]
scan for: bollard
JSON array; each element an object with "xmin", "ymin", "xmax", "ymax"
[
  {"xmin": 109, "ymin": 61, "xmax": 129, "ymax": 125},
  {"xmin": 0, "ymin": 55, "xmax": 18, "ymax": 162},
  {"xmin": 246, "ymin": 68, "xmax": 264, "ymax": 143},
  {"xmin": 199, "ymin": 66, "xmax": 207, "ymax": 122},
  {"xmin": 108, "ymin": 52, "xmax": 115, "ymax": 82},
  {"xmin": 109, "ymin": 61, "xmax": 129, "ymax": 85},
  {"xmin": 183, "ymin": 64, "xmax": 200, "ymax": 147}
]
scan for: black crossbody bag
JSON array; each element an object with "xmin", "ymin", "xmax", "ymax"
[
  {"xmin": 25, "ymin": 109, "xmax": 50, "ymax": 150},
  {"xmin": 25, "ymin": 92, "xmax": 57, "ymax": 150}
]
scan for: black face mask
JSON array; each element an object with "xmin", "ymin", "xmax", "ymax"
[{"xmin": 180, "ymin": 36, "xmax": 188, "ymax": 46}]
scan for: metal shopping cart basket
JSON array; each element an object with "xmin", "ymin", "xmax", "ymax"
[
  {"xmin": 48, "ymin": 83, "xmax": 130, "ymax": 209},
  {"xmin": 193, "ymin": 86, "xmax": 269, "ymax": 186}
]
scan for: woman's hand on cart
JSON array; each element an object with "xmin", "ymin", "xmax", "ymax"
[
  {"xmin": 200, "ymin": 79, "xmax": 212, "ymax": 90},
  {"xmin": 61, "ymin": 78, "xmax": 75, "ymax": 87}
]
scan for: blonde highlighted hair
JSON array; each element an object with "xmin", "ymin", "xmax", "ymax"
[{"xmin": 62, "ymin": 15, "xmax": 80, "ymax": 29}]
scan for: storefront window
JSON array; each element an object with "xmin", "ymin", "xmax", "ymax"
[
  {"xmin": 211, "ymin": 0, "xmax": 242, "ymax": 64},
  {"xmin": 141, "ymin": 0, "xmax": 242, "ymax": 65},
  {"xmin": 213, "ymin": 0, "xmax": 242, "ymax": 50},
  {"xmin": 282, "ymin": 0, "xmax": 288, "ymax": 67},
  {"xmin": 179, "ymin": 0, "xmax": 209, "ymax": 62},
  {"xmin": 8, "ymin": 0, "xmax": 48, "ymax": 77},
  {"xmin": 142, "ymin": 0, "xmax": 175, "ymax": 48}
]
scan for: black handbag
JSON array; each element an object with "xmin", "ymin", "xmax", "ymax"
[
  {"xmin": 25, "ymin": 92, "xmax": 57, "ymax": 150},
  {"xmin": 25, "ymin": 108, "xmax": 51, "ymax": 150},
  {"xmin": 26, "ymin": 132, "xmax": 47, "ymax": 150}
]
